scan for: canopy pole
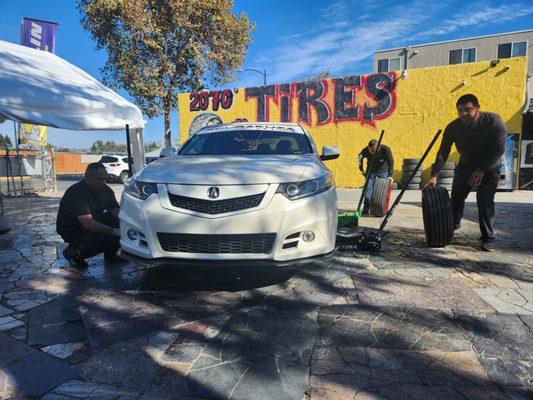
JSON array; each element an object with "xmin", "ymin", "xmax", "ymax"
[{"xmin": 125, "ymin": 124, "xmax": 133, "ymax": 178}]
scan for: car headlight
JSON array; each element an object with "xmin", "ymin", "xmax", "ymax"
[
  {"xmin": 124, "ymin": 178, "xmax": 158, "ymax": 200},
  {"xmin": 276, "ymin": 173, "xmax": 334, "ymax": 200}
]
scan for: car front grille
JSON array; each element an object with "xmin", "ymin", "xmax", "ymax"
[
  {"xmin": 168, "ymin": 192, "xmax": 265, "ymax": 214},
  {"xmin": 157, "ymin": 233, "xmax": 276, "ymax": 254}
]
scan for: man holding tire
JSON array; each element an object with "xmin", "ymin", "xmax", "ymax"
[
  {"xmin": 425, "ymin": 94, "xmax": 507, "ymax": 251},
  {"xmin": 358, "ymin": 140, "xmax": 394, "ymax": 214}
]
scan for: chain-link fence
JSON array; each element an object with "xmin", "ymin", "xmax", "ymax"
[{"xmin": 0, "ymin": 149, "xmax": 56, "ymax": 196}]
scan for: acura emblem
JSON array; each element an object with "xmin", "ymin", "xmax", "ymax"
[{"xmin": 207, "ymin": 186, "xmax": 220, "ymax": 199}]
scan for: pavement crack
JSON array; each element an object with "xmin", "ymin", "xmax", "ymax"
[{"xmin": 228, "ymin": 363, "xmax": 253, "ymax": 399}]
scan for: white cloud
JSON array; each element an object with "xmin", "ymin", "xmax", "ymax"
[
  {"xmin": 423, "ymin": 3, "xmax": 533, "ymax": 36},
  {"xmin": 243, "ymin": 0, "xmax": 533, "ymax": 85}
]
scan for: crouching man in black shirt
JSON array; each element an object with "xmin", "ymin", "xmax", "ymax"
[
  {"xmin": 425, "ymin": 94, "xmax": 506, "ymax": 251},
  {"xmin": 57, "ymin": 163, "xmax": 125, "ymax": 267}
]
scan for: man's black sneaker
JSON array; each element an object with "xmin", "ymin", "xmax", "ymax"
[
  {"xmin": 481, "ymin": 240, "xmax": 496, "ymax": 252},
  {"xmin": 104, "ymin": 253, "xmax": 128, "ymax": 264},
  {"xmin": 62, "ymin": 246, "xmax": 88, "ymax": 268}
]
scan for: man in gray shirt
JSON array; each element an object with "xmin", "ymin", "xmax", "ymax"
[{"xmin": 425, "ymin": 94, "xmax": 506, "ymax": 251}]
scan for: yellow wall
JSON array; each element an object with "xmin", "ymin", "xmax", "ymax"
[{"xmin": 178, "ymin": 57, "xmax": 527, "ymax": 187}]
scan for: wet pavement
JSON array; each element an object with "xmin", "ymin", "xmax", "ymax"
[{"xmin": 0, "ymin": 190, "xmax": 531, "ymax": 399}]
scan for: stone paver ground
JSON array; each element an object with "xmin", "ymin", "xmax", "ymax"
[{"xmin": 0, "ymin": 188, "xmax": 531, "ymax": 399}]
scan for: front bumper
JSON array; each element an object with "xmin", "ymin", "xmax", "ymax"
[{"xmin": 119, "ymin": 184, "xmax": 337, "ymax": 262}]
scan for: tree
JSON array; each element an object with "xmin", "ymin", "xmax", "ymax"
[
  {"xmin": 78, "ymin": 0, "xmax": 254, "ymax": 147},
  {"xmin": 91, "ymin": 139, "xmax": 104, "ymax": 153},
  {"xmin": 303, "ymin": 70, "xmax": 331, "ymax": 82},
  {"xmin": 0, "ymin": 134, "xmax": 13, "ymax": 148}
]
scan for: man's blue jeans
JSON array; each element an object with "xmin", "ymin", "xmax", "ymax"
[{"xmin": 364, "ymin": 171, "xmax": 389, "ymax": 210}]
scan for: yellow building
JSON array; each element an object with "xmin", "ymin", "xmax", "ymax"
[{"xmin": 178, "ymin": 57, "xmax": 527, "ymax": 188}]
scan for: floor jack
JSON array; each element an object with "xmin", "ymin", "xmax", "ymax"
[{"xmin": 336, "ymin": 129, "xmax": 443, "ymax": 253}]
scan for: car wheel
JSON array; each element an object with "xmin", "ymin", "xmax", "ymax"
[
  {"xmin": 422, "ymin": 186, "xmax": 454, "ymax": 247},
  {"xmin": 119, "ymin": 171, "xmax": 129, "ymax": 183},
  {"xmin": 370, "ymin": 177, "xmax": 393, "ymax": 217}
]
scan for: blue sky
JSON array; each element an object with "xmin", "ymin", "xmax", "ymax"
[{"xmin": 1, "ymin": 0, "xmax": 532, "ymax": 148}]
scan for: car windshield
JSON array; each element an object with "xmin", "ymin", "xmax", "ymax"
[
  {"xmin": 179, "ymin": 130, "xmax": 313, "ymax": 155},
  {"xmin": 99, "ymin": 156, "xmax": 118, "ymax": 163}
]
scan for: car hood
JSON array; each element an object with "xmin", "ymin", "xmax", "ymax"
[{"xmin": 136, "ymin": 155, "xmax": 326, "ymax": 184}]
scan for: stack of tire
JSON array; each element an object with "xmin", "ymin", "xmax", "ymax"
[
  {"xmin": 402, "ymin": 158, "xmax": 422, "ymax": 190},
  {"xmin": 437, "ymin": 162, "xmax": 455, "ymax": 191}
]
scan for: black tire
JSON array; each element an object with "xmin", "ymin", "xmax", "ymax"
[
  {"xmin": 119, "ymin": 171, "xmax": 129, "ymax": 183},
  {"xmin": 188, "ymin": 113, "xmax": 223, "ymax": 136},
  {"xmin": 438, "ymin": 177, "xmax": 454, "ymax": 185},
  {"xmin": 370, "ymin": 177, "xmax": 393, "ymax": 217},
  {"xmin": 403, "ymin": 158, "xmax": 421, "ymax": 165},
  {"xmin": 438, "ymin": 170, "xmax": 455, "ymax": 178},
  {"xmin": 422, "ymin": 186, "xmax": 454, "ymax": 247},
  {"xmin": 402, "ymin": 170, "xmax": 422, "ymax": 177},
  {"xmin": 442, "ymin": 162, "xmax": 456, "ymax": 170},
  {"xmin": 402, "ymin": 166, "xmax": 422, "ymax": 174}
]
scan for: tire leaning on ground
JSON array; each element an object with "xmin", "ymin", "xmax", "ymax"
[
  {"xmin": 370, "ymin": 177, "xmax": 393, "ymax": 217},
  {"xmin": 120, "ymin": 171, "xmax": 129, "ymax": 183},
  {"xmin": 421, "ymin": 186, "xmax": 454, "ymax": 247}
]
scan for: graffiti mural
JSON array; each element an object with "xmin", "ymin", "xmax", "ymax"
[
  {"xmin": 243, "ymin": 73, "xmax": 396, "ymax": 127},
  {"xmin": 178, "ymin": 59, "xmax": 526, "ymax": 188}
]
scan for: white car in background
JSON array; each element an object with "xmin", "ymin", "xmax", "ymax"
[
  {"xmin": 98, "ymin": 155, "xmax": 131, "ymax": 183},
  {"xmin": 119, "ymin": 122, "xmax": 340, "ymax": 263}
]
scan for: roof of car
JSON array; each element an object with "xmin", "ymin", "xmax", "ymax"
[{"xmin": 197, "ymin": 122, "xmax": 307, "ymax": 134}]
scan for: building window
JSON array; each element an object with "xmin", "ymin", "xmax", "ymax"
[
  {"xmin": 449, "ymin": 48, "xmax": 476, "ymax": 64},
  {"xmin": 498, "ymin": 41, "xmax": 527, "ymax": 58},
  {"xmin": 377, "ymin": 57, "xmax": 401, "ymax": 72},
  {"xmin": 463, "ymin": 48, "xmax": 476, "ymax": 63}
]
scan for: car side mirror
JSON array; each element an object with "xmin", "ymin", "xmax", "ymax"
[
  {"xmin": 320, "ymin": 146, "xmax": 340, "ymax": 161},
  {"xmin": 159, "ymin": 147, "xmax": 177, "ymax": 158}
]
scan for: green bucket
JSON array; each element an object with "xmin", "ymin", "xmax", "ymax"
[{"xmin": 338, "ymin": 211, "xmax": 360, "ymax": 227}]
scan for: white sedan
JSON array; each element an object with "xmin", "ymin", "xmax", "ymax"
[{"xmin": 119, "ymin": 122, "xmax": 339, "ymax": 263}]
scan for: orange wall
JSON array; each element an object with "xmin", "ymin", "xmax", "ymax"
[{"xmin": 55, "ymin": 153, "xmax": 86, "ymax": 174}]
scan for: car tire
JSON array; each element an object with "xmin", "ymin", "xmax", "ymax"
[
  {"xmin": 439, "ymin": 170, "xmax": 455, "ymax": 178},
  {"xmin": 370, "ymin": 177, "xmax": 393, "ymax": 217},
  {"xmin": 402, "ymin": 166, "xmax": 422, "ymax": 173},
  {"xmin": 119, "ymin": 171, "xmax": 129, "ymax": 183},
  {"xmin": 188, "ymin": 113, "xmax": 223, "ymax": 136},
  {"xmin": 403, "ymin": 158, "xmax": 421, "ymax": 165},
  {"xmin": 422, "ymin": 186, "xmax": 454, "ymax": 247}
]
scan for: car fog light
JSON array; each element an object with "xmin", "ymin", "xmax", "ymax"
[
  {"xmin": 302, "ymin": 230, "xmax": 315, "ymax": 242},
  {"xmin": 127, "ymin": 229, "xmax": 139, "ymax": 241}
]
